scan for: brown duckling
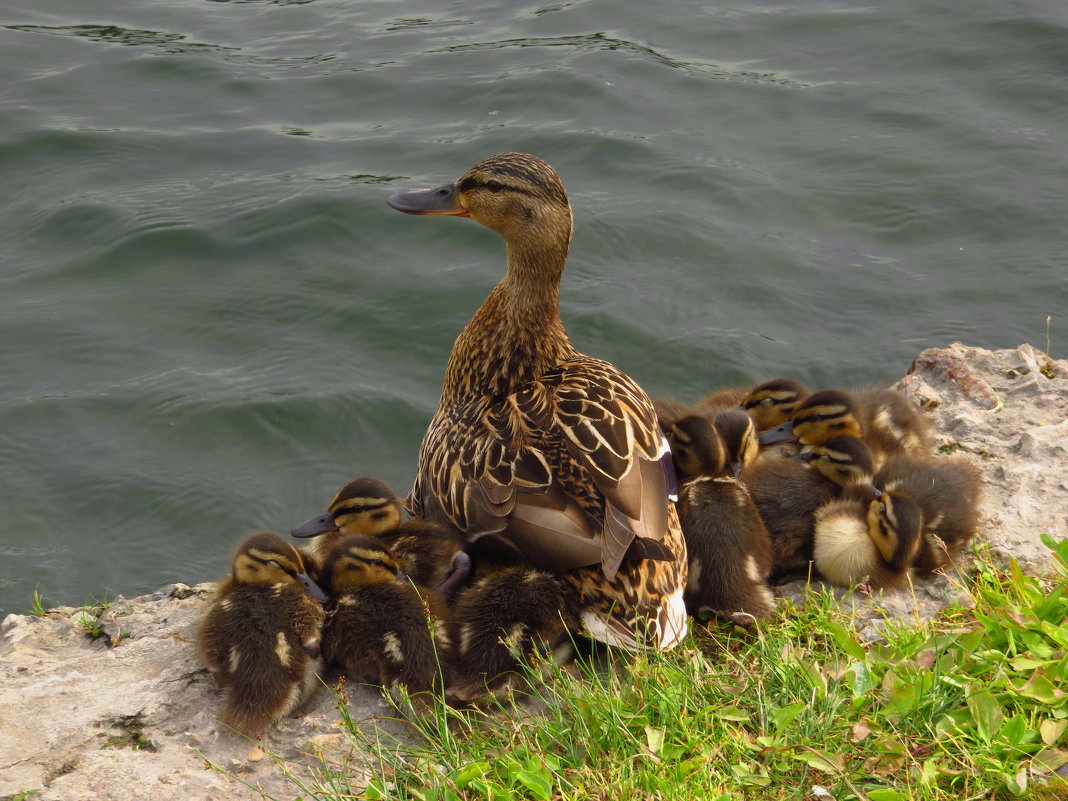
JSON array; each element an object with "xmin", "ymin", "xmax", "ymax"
[
  {"xmin": 447, "ymin": 566, "xmax": 573, "ymax": 702},
  {"xmin": 741, "ymin": 435, "xmax": 876, "ymax": 582},
  {"xmin": 760, "ymin": 388, "xmax": 930, "ymax": 468},
  {"xmin": 812, "ymin": 488, "xmax": 924, "ymax": 589},
  {"xmin": 741, "ymin": 378, "xmax": 810, "ymax": 432},
  {"xmin": 197, "ymin": 532, "xmax": 327, "ymax": 737},
  {"xmin": 712, "ymin": 407, "xmax": 760, "ymax": 476},
  {"xmin": 293, "ymin": 477, "xmax": 470, "ymax": 596},
  {"xmin": 669, "ymin": 419, "xmax": 774, "ymax": 623},
  {"xmin": 318, "ymin": 533, "xmax": 453, "ymax": 693},
  {"xmin": 875, "ymin": 454, "xmax": 982, "ymax": 572}
]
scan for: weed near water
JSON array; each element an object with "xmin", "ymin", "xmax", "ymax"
[{"xmin": 290, "ymin": 538, "xmax": 1068, "ymax": 800}]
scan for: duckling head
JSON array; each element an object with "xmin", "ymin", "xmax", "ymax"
[
  {"xmin": 667, "ymin": 415, "xmax": 725, "ymax": 480},
  {"xmin": 805, "ymin": 435, "xmax": 875, "ymax": 488},
  {"xmin": 292, "ymin": 477, "xmax": 404, "ymax": 539},
  {"xmin": 319, "ymin": 534, "xmax": 406, "ymax": 593},
  {"xmin": 712, "ymin": 408, "xmax": 759, "ymax": 476},
  {"xmin": 742, "ymin": 378, "xmax": 810, "ymax": 431},
  {"xmin": 759, "ymin": 390, "xmax": 863, "ymax": 448},
  {"xmin": 231, "ymin": 531, "xmax": 328, "ymax": 603},
  {"xmin": 866, "ymin": 491, "xmax": 923, "ymax": 570},
  {"xmin": 388, "ymin": 153, "xmax": 573, "ymax": 270}
]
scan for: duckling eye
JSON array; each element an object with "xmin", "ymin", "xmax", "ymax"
[
  {"xmin": 485, "ymin": 179, "xmax": 504, "ymax": 193},
  {"xmin": 267, "ymin": 560, "xmax": 281, "ymax": 570},
  {"xmin": 370, "ymin": 558, "xmax": 387, "ymax": 568}
]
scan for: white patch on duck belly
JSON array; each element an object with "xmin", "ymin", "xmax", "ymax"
[{"xmin": 813, "ymin": 512, "xmax": 878, "ymax": 587}]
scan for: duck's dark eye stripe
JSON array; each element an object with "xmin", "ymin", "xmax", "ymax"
[
  {"xmin": 334, "ymin": 501, "xmax": 390, "ymax": 515},
  {"xmin": 458, "ymin": 176, "xmax": 539, "ymax": 198}
]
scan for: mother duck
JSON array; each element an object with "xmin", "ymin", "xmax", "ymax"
[{"xmin": 387, "ymin": 153, "xmax": 687, "ymax": 650}]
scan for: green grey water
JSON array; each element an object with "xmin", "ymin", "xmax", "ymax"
[{"xmin": 1, "ymin": 0, "xmax": 1065, "ymax": 616}]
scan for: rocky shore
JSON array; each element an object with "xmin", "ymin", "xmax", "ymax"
[{"xmin": 2, "ymin": 343, "xmax": 1065, "ymax": 801}]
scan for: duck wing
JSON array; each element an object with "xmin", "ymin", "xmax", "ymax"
[{"xmin": 410, "ymin": 356, "xmax": 675, "ymax": 579}]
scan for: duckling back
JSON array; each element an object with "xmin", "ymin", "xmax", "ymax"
[
  {"xmin": 678, "ymin": 476, "xmax": 774, "ymax": 624},
  {"xmin": 319, "ymin": 533, "xmax": 452, "ymax": 693},
  {"xmin": 853, "ymin": 385, "xmax": 932, "ymax": 462},
  {"xmin": 196, "ymin": 532, "xmax": 326, "ymax": 737},
  {"xmin": 448, "ymin": 566, "xmax": 572, "ymax": 702}
]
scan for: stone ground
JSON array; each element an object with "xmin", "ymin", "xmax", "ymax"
[{"xmin": 1, "ymin": 343, "xmax": 1065, "ymax": 801}]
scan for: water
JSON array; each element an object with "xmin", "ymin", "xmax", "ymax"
[{"xmin": 1, "ymin": 0, "xmax": 1065, "ymax": 617}]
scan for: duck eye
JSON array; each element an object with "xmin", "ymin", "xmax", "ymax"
[
  {"xmin": 371, "ymin": 558, "xmax": 386, "ymax": 567},
  {"xmin": 267, "ymin": 560, "xmax": 281, "ymax": 570},
  {"xmin": 485, "ymin": 179, "xmax": 504, "ymax": 193}
]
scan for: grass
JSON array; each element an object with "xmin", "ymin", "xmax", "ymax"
[{"xmin": 269, "ymin": 538, "xmax": 1068, "ymax": 799}]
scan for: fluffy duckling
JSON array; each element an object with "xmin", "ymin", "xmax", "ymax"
[
  {"xmin": 318, "ymin": 534, "xmax": 453, "ymax": 693},
  {"xmin": 668, "ymin": 417, "xmax": 774, "ymax": 623},
  {"xmin": 712, "ymin": 408, "xmax": 760, "ymax": 476},
  {"xmin": 666, "ymin": 410, "xmax": 759, "ymax": 481},
  {"xmin": 741, "ymin": 435, "xmax": 876, "ymax": 582},
  {"xmin": 197, "ymin": 532, "xmax": 327, "ymax": 737},
  {"xmin": 875, "ymin": 455, "xmax": 982, "ymax": 572},
  {"xmin": 760, "ymin": 388, "xmax": 930, "ymax": 467},
  {"xmin": 293, "ymin": 477, "xmax": 470, "ymax": 596},
  {"xmin": 812, "ymin": 487, "xmax": 924, "ymax": 589},
  {"xmin": 741, "ymin": 378, "xmax": 810, "ymax": 432},
  {"xmin": 447, "ymin": 567, "xmax": 573, "ymax": 702}
]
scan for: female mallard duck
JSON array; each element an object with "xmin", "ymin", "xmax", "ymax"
[
  {"xmin": 875, "ymin": 454, "xmax": 982, "ymax": 573},
  {"xmin": 292, "ymin": 477, "xmax": 471, "ymax": 595},
  {"xmin": 318, "ymin": 533, "xmax": 453, "ymax": 693},
  {"xmin": 388, "ymin": 153, "xmax": 687, "ymax": 650},
  {"xmin": 197, "ymin": 532, "xmax": 327, "ymax": 737},
  {"xmin": 812, "ymin": 486, "xmax": 924, "ymax": 590},
  {"xmin": 667, "ymin": 416, "xmax": 774, "ymax": 624},
  {"xmin": 760, "ymin": 388, "xmax": 930, "ymax": 467},
  {"xmin": 741, "ymin": 434, "xmax": 875, "ymax": 582}
]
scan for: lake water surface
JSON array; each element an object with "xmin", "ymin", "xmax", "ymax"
[{"xmin": 2, "ymin": 0, "xmax": 1066, "ymax": 616}]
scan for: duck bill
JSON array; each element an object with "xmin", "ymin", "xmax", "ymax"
[
  {"xmin": 758, "ymin": 420, "xmax": 798, "ymax": 446},
  {"xmin": 387, "ymin": 181, "xmax": 468, "ymax": 216},
  {"xmin": 291, "ymin": 513, "xmax": 338, "ymax": 538},
  {"xmin": 296, "ymin": 572, "xmax": 329, "ymax": 603}
]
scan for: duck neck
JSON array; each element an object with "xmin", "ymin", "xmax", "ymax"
[{"xmin": 442, "ymin": 233, "xmax": 575, "ymax": 402}]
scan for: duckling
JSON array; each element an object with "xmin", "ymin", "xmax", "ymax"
[
  {"xmin": 318, "ymin": 533, "xmax": 452, "ymax": 693},
  {"xmin": 812, "ymin": 488, "xmax": 924, "ymax": 589},
  {"xmin": 713, "ymin": 408, "xmax": 760, "ymax": 476},
  {"xmin": 447, "ymin": 567, "xmax": 573, "ymax": 702},
  {"xmin": 666, "ymin": 415, "xmax": 726, "ymax": 482},
  {"xmin": 389, "ymin": 153, "xmax": 687, "ymax": 651},
  {"xmin": 196, "ymin": 531, "xmax": 327, "ymax": 737},
  {"xmin": 668, "ymin": 417, "xmax": 774, "ymax": 623},
  {"xmin": 760, "ymin": 388, "xmax": 930, "ymax": 468},
  {"xmin": 654, "ymin": 385, "xmax": 756, "ymax": 433},
  {"xmin": 741, "ymin": 378, "xmax": 810, "ymax": 432},
  {"xmin": 741, "ymin": 435, "xmax": 875, "ymax": 582},
  {"xmin": 292, "ymin": 477, "xmax": 470, "ymax": 595},
  {"xmin": 875, "ymin": 454, "xmax": 982, "ymax": 572}
]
